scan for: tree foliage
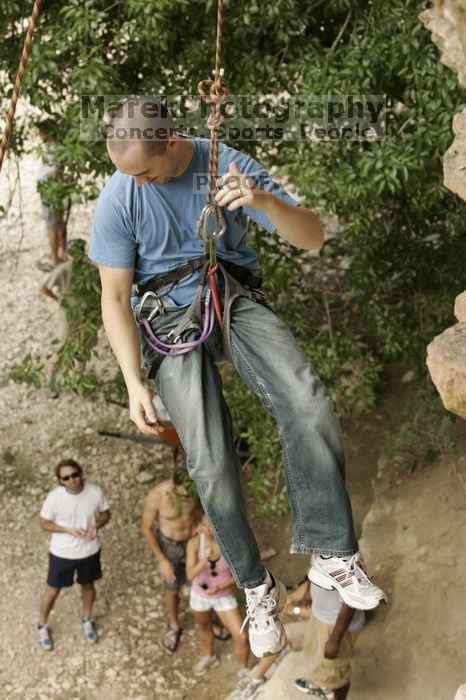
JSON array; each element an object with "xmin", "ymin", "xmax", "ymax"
[{"xmin": 2, "ymin": 0, "xmax": 465, "ymax": 511}]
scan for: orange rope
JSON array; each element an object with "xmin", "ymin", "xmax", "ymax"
[
  {"xmin": 208, "ymin": 263, "xmax": 223, "ymax": 329},
  {"xmin": 198, "ymin": 0, "xmax": 228, "ymax": 328},
  {"xmin": 198, "ymin": 0, "xmax": 228, "ymax": 208},
  {"xmin": 0, "ymin": 0, "xmax": 42, "ymax": 174}
]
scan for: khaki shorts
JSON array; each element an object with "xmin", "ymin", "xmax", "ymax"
[{"xmin": 303, "ymin": 615, "xmax": 360, "ymax": 690}]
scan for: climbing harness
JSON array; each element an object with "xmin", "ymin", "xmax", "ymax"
[
  {"xmin": 136, "ymin": 255, "xmax": 262, "ymax": 298},
  {"xmin": 136, "ymin": 0, "xmax": 267, "ymax": 361},
  {"xmin": 0, "ymin": 0, "xmax": 42, "ymax": 174},
  {"xmin": 135, "ymin": 258, "xmax": 267, "ymax": 362}
]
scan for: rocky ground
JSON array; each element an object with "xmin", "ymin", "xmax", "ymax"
[
  {"xmin": 1, "ymin": 145, "xmax": 465, "ymax": 700},
  {"xmin": 260, "ymin": 416, "xmax": 466, "ymax": 700}
]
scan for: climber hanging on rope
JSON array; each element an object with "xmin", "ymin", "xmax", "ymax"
[{"xmin": 89, "ymin": 96, "xmax": 387, "ymax": 658}]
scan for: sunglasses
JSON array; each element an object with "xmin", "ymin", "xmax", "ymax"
[
  {"xmin": 199, "ymin": 561, "xmax": 218, "ymax": 590},
  {"xmin": 60, "ymin": 472, "xmax": 81, "ymax": 482},
  {"xmin": 209, "ymin": 560, "xmax": 218, "ymax": 577}
]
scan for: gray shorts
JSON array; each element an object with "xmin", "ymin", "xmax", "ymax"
[
  {"xmin": 156, "ymin": 530, "xmax": 187, "ymax": 590},
  {"xmin": 41, "ymin": 202, "xmax": 62, "ymax": 226}
]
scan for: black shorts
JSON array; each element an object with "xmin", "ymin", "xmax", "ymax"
[{"xmin": 47, "ymin": 550, "xmax": 102, "ymax": 588}]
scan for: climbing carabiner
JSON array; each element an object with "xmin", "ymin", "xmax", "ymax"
[
  {"xmin": 195, "ymin": 203, "xmax": 227, "ymax": 242},
  {"xmin": 135, "ymin": 291, "xmax": 165, "ymax": 323}
]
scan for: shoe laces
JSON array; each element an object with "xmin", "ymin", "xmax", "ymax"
[
  {"xmin": 343, "ymin": 553, "xmax": 373, "ymax": 589},
  {"xmin": 241, "ymin": 590, "xmax": 277, "ymax": 634}
]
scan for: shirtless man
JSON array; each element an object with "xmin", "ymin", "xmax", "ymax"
[{"xmin": 141, "ymin": 469, "xmax": 201, "ymax": 651}]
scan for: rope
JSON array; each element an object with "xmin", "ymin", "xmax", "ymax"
[
  {"xmin": 141, "ymin": 288, "xmax": 215, "ymax": 356},
  {"xmin": 0, "ymin": 0, "xmax": 42, "ymax": 174},
  {"xmin": 198, "ymin": 0, "xmax": 228, "ymax": 209},
  {"xmin": 207, "ymin": 263, "xmax": 223, "ymax": 327},
  {"xmin": 197, "ymin": 0, "xmax": 228, "ymax": 329}
]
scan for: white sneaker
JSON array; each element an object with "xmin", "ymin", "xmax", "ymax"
[
  {"xmin": 237, "ymin": 668, "xmax": 251, "ymax": 680},
  {"xmin": 37, "ymin": 624, "xmax": 53, "ymax": 651},
  {"xmin": 294, "ymin": 678, "xmax": 333, "ymax": 698},
  {"xmin": 230, "ymin": 676, "xmax": 266, "ymax": 700},
  {"xmin": 242, "ymin": 572, "xmax": 287, "ymax": 657},
  {"xmin": 81, "ymin": 618, "xmax": 98, "ymax": 644},
  {"xmin": 308, "ymin": 553, "xmax": 387, "ymax": 610},
  {"xmin": 193, "ymin": 654, "xmax": 218, "ymax": 675}
]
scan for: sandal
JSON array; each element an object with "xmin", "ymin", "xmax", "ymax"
[
  {"xmin": 212, "ymin": 623, "xmax": 231, "ymax": 641},
  {"xmin": 35, "ymin": 259, "xmax": 54, "ymax": 273},
  {"xmin": 162, "ymin": 627, "xmax": 182, "ymax": 652}
]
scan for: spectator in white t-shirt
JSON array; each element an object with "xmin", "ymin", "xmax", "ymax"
[
  {"xmin": 37, "ymin": 459, "xmax": 110, "ymax": 651},
  {"xmin": 294, "ymin": 581, "xmax": 365, "ymax": 699}
]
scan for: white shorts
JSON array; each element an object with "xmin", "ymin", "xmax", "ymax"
[{"xmin": 189, "ymin": 589, "xmax": 238, "ymax": 613}]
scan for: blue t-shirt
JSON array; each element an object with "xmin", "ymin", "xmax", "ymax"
[{"xmin": 89, "ymin": 136, "xmax": 298, "ymax": 307}]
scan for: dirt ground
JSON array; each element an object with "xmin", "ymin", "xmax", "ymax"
[
  {"xmin": 1, "ymin": 146, "xmax": 465, "ymax": 700},
  {"xmin": 259, "ymin": 417, "xmax": 466, "ymax": 700}
]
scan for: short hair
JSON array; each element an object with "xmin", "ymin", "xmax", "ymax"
[
  {"xmin": 107, "ymin": 98, "xmax": 175, "ymax": 157},
  {"xmin": 55, "ymin": 458, "xmax": 82, "ymax": 480}
]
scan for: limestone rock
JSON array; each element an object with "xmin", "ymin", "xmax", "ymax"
[
  {"xmin": 455, "ymin": 685, "xmax": 466, "ymax": 700},
  {"xmin": 454, "ymin": 290, "xmax": 466, "ymax": 321},
  {"xmin": 421, "ymin": 6, "xmax": 466, "ymax": 416},
  {"xmin": 401, "ymin": 369, "xmax": 415, "ymax": 383},
  {"xmin": 443, "ymin": 108, "xmax": 466, "ymax": 199},
  {"xmin": 420, "ymin": 2, "xmax": 466, "ymax": 88},
  {"xmin": 421, "ymin": 4, "xmax": 466, "ymax": 199},
  {"xmin": 136, "ymin": 470, "xmax": 155, "ymax": 484},
  {"xmin": 426, "ymin": 322, "xmax": 466, "ymax": 418}
]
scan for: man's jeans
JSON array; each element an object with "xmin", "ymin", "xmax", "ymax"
[{"xmin": 141, "ymin": 296, "xmax": 358, "ymax": 588}]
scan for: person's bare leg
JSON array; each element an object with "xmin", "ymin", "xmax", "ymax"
[
  {"xmin": 81, "ymin": 582, "xmax": 96, "ymax": 619},
  {"xmin": 216, "ymin": 607, "xmax": 249, "ymax": 668},
  {"xmin": 334, "ymin": 683, "xmax": 350, "ymax": 700},
  {"xmin": 247, "ymin": 617, "xmax": 291, "ymax": 678},
  {"xmin": 192, "ymin": 610, "xmax": 215, "ymax": 656},
  {"xmin": 164, "ymin": 588, "xmax": 181, "ymax": 630},
  {"xmin": 250, "ymin": 653, "xmax": 279, "ymax": 679},
  {"xmin": 47, "ymin": 224, "xmax": 61, "ymax": 266},
  {"xmin": 39, "ymin": 585, "xmax": 60, "ymax": 625},
  {"xmin": 57, "ymin": 214, "xmax": 67, "ymax": 260}
]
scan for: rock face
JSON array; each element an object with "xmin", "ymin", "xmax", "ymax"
[
  {"xmin": 420, "ymin": 3, "xmax": 466, "ymax": 198},
  {"xmin": 443, "ymin": 109, "xmax": 466, "ymax": 199},
  {"xmin": 426, "ymin": 312, "xmax": 466, "ymax": 419},
  {"xmin": 455, "ymin": 289, "xmax": 466, "ymax": 321},
  {"xmin": 420, "ymin": 3, "xmax": 466, "ymax": 88},
  {"xmin": 421, "ymin": 4, "xmax": 466, "ymax": 419}
]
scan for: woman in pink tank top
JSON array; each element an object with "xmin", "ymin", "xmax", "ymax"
[{"xmin": 186, "ymin": 514, "xmax": 250, "ymax": 676}]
